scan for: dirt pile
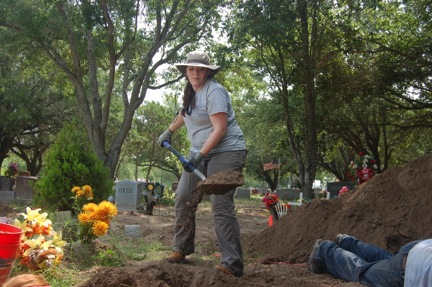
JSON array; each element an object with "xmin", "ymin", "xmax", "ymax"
[{"xmin": 244, "ymin": 154, "xmax": 432, "ymax": 263}]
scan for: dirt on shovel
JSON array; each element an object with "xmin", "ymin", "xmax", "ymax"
[{"xmin": 193, "ymin": 170, "xmax": 245, "ymax": 195}]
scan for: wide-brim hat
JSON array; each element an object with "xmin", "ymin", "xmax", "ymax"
[{"xmin": 175, "ymin": 51, "xmax": 221, "ymax": 74}]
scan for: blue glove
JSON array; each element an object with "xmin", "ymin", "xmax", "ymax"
[
  {"xmin": 183, "ymin": 152, "xmax": 205, "ymax": 173},
  {"xmin": 156, "ymin": 129, "xmax": 173, "ymax": 147}
]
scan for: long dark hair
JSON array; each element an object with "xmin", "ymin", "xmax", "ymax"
[{"xmin": 180, "ymin": 69, "xmax": 217, "ymax": 116}]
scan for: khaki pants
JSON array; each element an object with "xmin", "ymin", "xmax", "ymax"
[{"xmin": 173, "ymin": 150, "xmax": 247, "ymax": 276}]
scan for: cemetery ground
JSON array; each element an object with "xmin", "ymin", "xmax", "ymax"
[{"xmin": 2, "ymin": 154, "xmax": 432, "ymax": 286}]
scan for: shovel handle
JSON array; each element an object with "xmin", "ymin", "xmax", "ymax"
[{"xmin": 162, "ymin": 141, "xmax": 206, "ymax": 181}]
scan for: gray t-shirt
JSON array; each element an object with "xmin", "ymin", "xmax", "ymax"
[{"xmin": 184, "ymin": 79, "xmax": 246, "ymax": 154}]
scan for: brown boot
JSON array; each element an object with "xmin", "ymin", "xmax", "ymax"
[
  {"xmin": 166, "ymin": 251, "xmax": 185, "ymax": 263},
  {"xmin": 213, "ymin": 264, "xmax": 235, "ymax": 276}
]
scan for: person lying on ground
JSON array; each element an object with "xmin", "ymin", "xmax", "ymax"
[{"xmin": 308, "ymin": 234, "xmax": 432, "ymax": 287}]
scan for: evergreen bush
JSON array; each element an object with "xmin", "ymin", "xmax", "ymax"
[{"xmin": 34, "ymin": 122, "xmax": 113, "ymax": 211}]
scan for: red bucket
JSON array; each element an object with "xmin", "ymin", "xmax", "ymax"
[{"xmin": 0, "ymin": 223, "xmax": 22, "ymax": 284}]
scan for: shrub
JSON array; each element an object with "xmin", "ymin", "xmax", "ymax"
[{"xmin": 34, "ymin": 122, "xmax": 113, "ymax": 211}]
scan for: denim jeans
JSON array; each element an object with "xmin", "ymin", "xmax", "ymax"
[
  {"xmin": 316, "ymin": 235, "xmax": 421, "ymax": 287},
  {"xmin": 173, "ymin": 150, "xmax": 247, "ymax": 276}
]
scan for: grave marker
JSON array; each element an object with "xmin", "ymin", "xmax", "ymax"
[
  {"xmin": 326, "ymin": 182, "xmax": 356, "ymax": 198},
  {"xmin": 275, "ymin": 189, "xmax": 302, "ymax": 201},
  {"xmin": 114, "ymin": 180, "xmax": 141, "ymax": 211},
  {"xmin": 0, "ymin": 191, "xmax": 14, "ymax": 203},
  {"xmin": 14, "ymin": 176, "xmax": 37, "ymax": 201},
  {"xmin": 235, "ymin": 187, "xmax": 250, "ymax": 199},
  {"xmin": 124, "ymin": 225, "xmax": 142, "ymax": 237}
]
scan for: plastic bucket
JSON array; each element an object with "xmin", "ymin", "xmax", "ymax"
[{"xmin": 0, "ymin": 223, "xmax": 22, "ymax": 284}]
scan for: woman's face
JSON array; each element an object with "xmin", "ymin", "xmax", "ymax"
[{"xmin": 186, "ymin": 66, "xmax": 208, "ymax": 91}]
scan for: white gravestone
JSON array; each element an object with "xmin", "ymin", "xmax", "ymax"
[{"xmin": 115, "ymin": 180, "xmax": 140, "ymax": 211}]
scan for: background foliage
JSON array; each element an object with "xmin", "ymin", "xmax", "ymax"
[
  {"xmin": 34, "ymin": 122, "xmax": 113, "ymax": 212},
  {"xmin": 1, "ymin": 0, "xmax": 432, "ymax": 197}
]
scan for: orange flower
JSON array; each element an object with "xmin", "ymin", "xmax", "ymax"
[
  {"xmin": 71, "ymin": 186, "xmax": 81, "ymax": 194},
  {"xmin": 77, "ymin": 212, "xmax": 91, "ymax": 224},
  {"xmin": 92, "ymin": 221, "xmax": 109, "ymax": 237},
  {"xmin": 83, "ymin": 203, "xmax": 98, "ymax": 213}
]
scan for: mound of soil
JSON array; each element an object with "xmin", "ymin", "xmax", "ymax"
[{"xmin": 246, "ymin": 154, "xmax": 432, "ymax": 263}]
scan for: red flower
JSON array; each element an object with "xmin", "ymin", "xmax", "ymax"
[
  {"xmin": 339, "ymin": 186, "xmax": 350, "ymax": 197},
  {"xmin": 262, "ymin": 192, "xmax": 279, "ymax": 210}
]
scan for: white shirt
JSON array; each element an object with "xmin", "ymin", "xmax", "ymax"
[{"xmin": 404, "ymin": 239, "xmax": 432, "ymax": 286}]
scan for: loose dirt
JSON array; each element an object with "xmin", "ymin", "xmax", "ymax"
[
  {"xmin": 194, "ymin": 170, "xmax": 245, "ymax": 195},
  {"xmin": 2, "ymin": 155, "xmax": 432, "ymax": 286}
]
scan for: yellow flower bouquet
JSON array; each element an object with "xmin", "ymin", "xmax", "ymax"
[{"xmin": 77, "ymin": 201, "xmax": 118, "ymax": 243}]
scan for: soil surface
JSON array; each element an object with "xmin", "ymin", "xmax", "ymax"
[{"xmin": 2, "ymin": 155, "xmax": 432, "ymax": 286}]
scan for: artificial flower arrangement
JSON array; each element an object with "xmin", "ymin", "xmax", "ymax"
[
  {"xmin": 14, "ymin": 207, "xmax": 66, "ymax": 270},
  {"xmin": 347, "ymin": 152, "xmax": 379, "ymax": 184},
  {"xmin": 77, "ymin": 201, "xmax": 118, "ymax": 243},
  {"xmin": 262, "ymin": 192, "xmax": 280, "ymax": 210},
  {"xmin": 4, "ymin": 162, "xmax": 19, "ymax": 178}
]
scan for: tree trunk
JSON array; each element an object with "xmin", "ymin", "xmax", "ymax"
[{"xmin": 297, "ymin": 0, "xmax": 318, "ymax": 199}]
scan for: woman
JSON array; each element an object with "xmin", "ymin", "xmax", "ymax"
[{"xmin": 157, "ymin": 50, "xmax": 247, "ymax": 277}]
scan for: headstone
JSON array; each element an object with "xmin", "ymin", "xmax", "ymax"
[
  {"xmin": 114, "ymin": 180, "xmax": 140, "ymax": 211},
  {"xmin": 124, "ymin": 225, "xmax": 142, "ymax": 237},
  {"xmin": 0, "ymin": 191, "xmax": 15, "ymax": 203},
  {"xmin": 0, "ymin": 177, "xmax": 14, "ymax": 191},
  {"xmin": 326, "ymin": 182, "xmax": 356, "ymax": 198},
  {"xmin": 257, "ymin": 187, "xmax": 268, "ymax": 195},
  {"xmin": 275, "ymin": 189, "xmax": 302, "ymax": 201},
  {"xmin": 235, "ymin": 187, "xmax": 250, "ymax": 199},
  {"xmin": 14, "ymin": 176, "xmax": 37, "ymax": 201}
]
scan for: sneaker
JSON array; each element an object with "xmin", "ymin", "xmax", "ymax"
[
  {"xmin": 166, "ymin": 251, "xmax": 185, "ymax": 263},
  {"xmin": 308, "ymin": 239, "xmax": 326, "ymax": 274},
  {"xmin": 335, "ymin": 234, "xmax": 346, "ymax": 245},
  {"xmin": 214, "ymin": 264, "xmax": 235, "ymax": 276}
]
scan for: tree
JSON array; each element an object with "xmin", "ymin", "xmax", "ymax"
[
  {"xmin": 316, "ymin": 0, "xmax": 432, "ymax": 179},
  {"xmin": 122, "ymin": 100, "xmax": 187, "ymax": 181},
  {"xmin": 0, "ymin": 40, "xmax": 73, "ymax": 172},
  {"xmin": 240, "ymin": 97, "xmax": 297, "ymax": 189},
  {"xmin": 34, "ymin": 121, "xmax": 113, "ymax": 212},
  {"xmin": 1, "ymin": 0, "xmax": 225, "ymax": 177},
  {"xmin": 228, "ymin": 0, "xmax": 331, "ymax": 198}
]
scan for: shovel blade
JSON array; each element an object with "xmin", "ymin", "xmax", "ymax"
[{"xmin": 193, "ymin": 170, "xmax": 245, "ymax": 195}]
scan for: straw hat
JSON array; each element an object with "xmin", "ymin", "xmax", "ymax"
[{"xmin": 175, "ymin": 51, "xmax": 221, "ymax": 74}]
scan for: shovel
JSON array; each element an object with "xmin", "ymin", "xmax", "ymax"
[{"xmin": 162, "ymin": 141, "xmax": 245, "ymax": 195}]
